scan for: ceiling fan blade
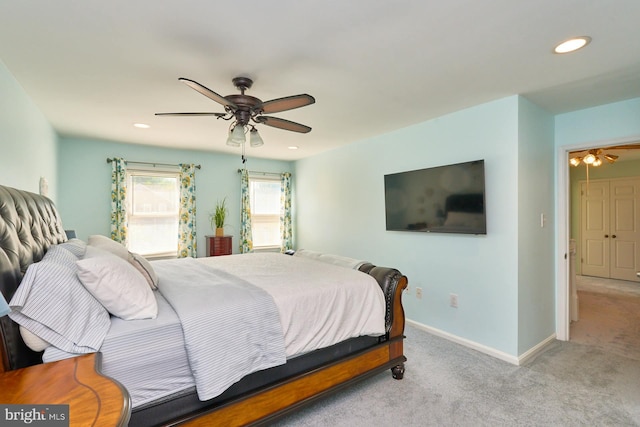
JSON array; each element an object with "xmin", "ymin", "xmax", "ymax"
[
  {"xmin": 179, "ymin": 78, "xmax": 237, "ymax": 109},
  {"xmin": 603, "ymin": 153, "xmax": 619, "ymax": 163},
  {"xmin": 258, "ymin": 94, "xmax": 315, "ymax": 114},
  {"xmin": 155, "ymin": 112, "xmax": 227, "ymax": 117},
  {"xmin": 256, "ymin": 116, "xmax": 312, "ymax": 133}
]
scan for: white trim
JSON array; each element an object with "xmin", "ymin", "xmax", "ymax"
[
  {"xmin": 517, "ymin": 333, "xmax": 557, "ymax": 365},
  {"xmin": 406, "ymin": 319, "xmax": 519, "ymax": 365},
  {"xmin": 407, "ymin": 318, "xmax": 556, "ymax": 366},
  {"xmin": 251, "ymin": 246, "xmax": 280, "ymax": 253},
  {"xmin": 556, "ymin": 134, "xmax": 640, "ymax": 342},
  {"xmin": 556, "ymin": 146, "xmax": 570, "ymax": 341}
]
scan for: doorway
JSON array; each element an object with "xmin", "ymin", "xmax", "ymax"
[{"xmin": 557, "ymin": 138, "xmax": 640, "ymax": 341}]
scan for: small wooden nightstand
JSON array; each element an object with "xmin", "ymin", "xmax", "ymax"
[
  {"xmin": 206, "ymin": 235, "xmax": 233, "ymax": 256},
  {"xmin": 0, "ymin": 353, "xmax": 130, "ymax": 426}
]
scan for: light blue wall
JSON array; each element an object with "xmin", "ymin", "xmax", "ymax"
[
  {"xmin": 516, "ymin": 97, "xmax": 555, "ymax": 354},
  {"xmin": 0, "ymin": 60, "xmax": 58, "ymax": 199},
  {"xmin": 58, "ymin": 137, "xmax": 292, "ymax": 257},
  {"xmin": 556, "ymin": 98, "xmax": 640, "ymax": 148},
  {"xmin": 295, "ymin": 96, "xmax": 529, "ymax": 356}
]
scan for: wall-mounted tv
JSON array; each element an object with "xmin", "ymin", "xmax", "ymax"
[{"xmin": 384, "ymin": 159, "xmax": 486, "ymax": 235}]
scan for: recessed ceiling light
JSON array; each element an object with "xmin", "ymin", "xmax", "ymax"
[
  {"xmin": 554, "ymin": 36, "xmax": 591, "ymax": 54},
  {"xmin": 288, "ymin": 146, "xmax": 299, "ymax": 150},
  {"xmin": 133, "ymin": 123, "xmax": 150, "ymax": 129}
]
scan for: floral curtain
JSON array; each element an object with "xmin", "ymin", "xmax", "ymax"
[
  {"xmin": 109, "ymin": 157, "xmax": 128, "ymax": 245},
  {"xmin": 178, "ymin": 164, "xmax": 197, "ymax": 258},
  {"xmin": 240, "ymin": 168, "xmax": 253, "ymax": 253},
  {"xmin": 280, "ymin": 172, "xmax": 293, "ymax": 252}
]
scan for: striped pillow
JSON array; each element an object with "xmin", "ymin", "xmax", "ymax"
[
  {"xmin": 9, "ymin": 246, "xmax": 111, "ymax": 353},
  {"xmin": 58, "ymin": 238, "xmax": 87, "ymax": 258}
]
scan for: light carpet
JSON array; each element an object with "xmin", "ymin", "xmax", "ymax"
[
  {"xmin": 575, "ymin": 275, "xmax": 640, "ymax": 298},
  {"xmin": 273, "ymin": 325, "xmax": 640, "ymax": 426},
  {"xmin": 570, "ymin": 289, "xmax": 640, "ymax": 361}
]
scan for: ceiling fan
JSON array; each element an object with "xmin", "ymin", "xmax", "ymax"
[
  {"xmin": 569, "ymin": 144, "xmax": 640, "ymax": 167},
  {"xmin": 569, "ymin": 148, "xmax": 617, "ymax": 167},
  {"xmin": 156, "ymin": 77, "xmax": 315, "ymax": 148}
]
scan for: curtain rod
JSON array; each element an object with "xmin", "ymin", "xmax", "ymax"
[
  {"xmin": 106, "ymin": 159, "xmax": 201, "ymax": 169},
  {"xmin": 237, "ymin": 169, "xmax": 285, "ymax": 177}
]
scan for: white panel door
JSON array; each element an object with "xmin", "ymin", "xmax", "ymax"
[
  {"xmin": 580, "ymin": 178, "xmax": 640, "ymax": 281},
  {"xmin": 610, "ymin": 178, "xmax": 640, "ymax": 281},
  {"xmin": 581, "ymin": 181, "xmax": 609, "ymax": 277}
]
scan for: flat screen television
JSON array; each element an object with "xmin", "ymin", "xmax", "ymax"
[{"xmin": 384, "ymin": 159, "xmax": 486, "ymax": 234}]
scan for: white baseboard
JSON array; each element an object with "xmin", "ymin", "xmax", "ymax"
[
  {"xmin": 517, "ymin": 333, "xmax": 557, "ymax": 365},
  {"xmin": 406, "ymin": 318, "xmax": 556, "ymax": 366}
]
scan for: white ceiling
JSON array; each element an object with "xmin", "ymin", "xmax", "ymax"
[{"xmin": 1, "ymin": 1, "xmax": 640, "ymax": 161}]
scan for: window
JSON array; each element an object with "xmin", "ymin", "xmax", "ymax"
[
  {"xmin": 249, "ymin": 177, "xmax": 281, "ymax": 249},
  {"xmin": 126, "ymin": 170, "xmax": 180, "ymax": 257}
]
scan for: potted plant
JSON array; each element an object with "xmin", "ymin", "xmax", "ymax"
[{"xmin": 211, "ymin": 198, "xmax": 227, "ymax": 237}]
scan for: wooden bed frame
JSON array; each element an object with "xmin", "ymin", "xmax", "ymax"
[{"xmin": 0, "ymin": 184, "xmax": 407, "ymax": 426}]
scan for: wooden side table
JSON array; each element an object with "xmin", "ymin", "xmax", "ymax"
[
  {"xmin": 0, "ymin": 353, "xmax": 130, "ymax": 426},
  {"xmin": 206, "ymin": 235, "xmax": 233, "ymax": 256}
]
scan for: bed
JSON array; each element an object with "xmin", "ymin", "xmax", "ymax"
[{"xmin": 0, "ymin": 184, "xmax": 408, "ymax": 426}]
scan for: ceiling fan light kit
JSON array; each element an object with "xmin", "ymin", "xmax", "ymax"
[
  {"xmin": 583, "ymin": 153, "xmax": 596, "ymax": 164},
  {"xmin": 226, "ymin": 125, "xmax": 245, "ymax": 147},
  {"xmin": 249, "ymin": 127, "xmax": 264, "ymax": 147},
  {"xmin": 569, "ymin": 148, "xmax": 620, "ymax": 168},
  {"xmin": 156, "ymin": 76, "xmax": 315, "ymax": 151}
]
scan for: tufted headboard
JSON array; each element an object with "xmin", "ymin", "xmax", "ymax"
[{"xmin": 0, "ymin": 184, "xmax": 67, "ymax": 372}]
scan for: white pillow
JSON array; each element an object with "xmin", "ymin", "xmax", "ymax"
[
  {"xmin": 20, "ymin": 326, "xmax": 50, "ymax": 352},
  {"xmin": 292, "ymin": 248, "xmax": 323, "ymax": 261},
  {"xmin": 294, "ymin": 249, "xmax": 367, "ymax": 270},
  {"xmin": 77, "ymin": 247, "xmax": 158, "ymax": 320},
  {"xmin": 88, "ymin": 234, "xmax": 130, "ymax": 261},
  {"xmin": 129, "ymin": 252, "xmax": 159, "ymax": 290}
]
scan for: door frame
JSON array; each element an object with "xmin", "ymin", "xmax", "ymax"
[{"xmin": 556, "ymin": 134, "xmax": 640, "ymax": 341}]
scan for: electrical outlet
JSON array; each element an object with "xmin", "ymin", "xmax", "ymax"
[
  {"xmin": 416, "ymin": 287, "xmax": 423, "ymax": 299},
  {"xmin": 450, "ymin": 293, "xmax": 458, "ymax": 308}
]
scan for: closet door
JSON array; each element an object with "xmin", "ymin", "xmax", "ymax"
[
  {"xmin": 610, "ymin": 178, "xmax": 640, "ymax": 281},
  {"xmin": 581, "ymin": 181, "xmax": 610, "ymax": 277},
  {"xmin": 580, "ymin": 178, "xmax": 640, "ymax": 281}
]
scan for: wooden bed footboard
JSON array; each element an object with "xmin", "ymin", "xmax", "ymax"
[{"xmin": 171, "ymin": 270, "xmax": 408, "ymax": 426}]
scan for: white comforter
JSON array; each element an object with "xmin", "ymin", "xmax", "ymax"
[
  {"xmin": 154, "ymin": 257, "xmax": 286, "ymax": 401},
  {"xmin": 44, "ymin": 252, "xmax": 387, "ymax": 406},
  {"xmin": 196, "ymin": 253, "xmax": 386, "ymax": 357}
]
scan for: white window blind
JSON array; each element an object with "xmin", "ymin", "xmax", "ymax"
[
  {"xmin": 249, "ymin": 177, "xmax": 281, "ymax": 249},
  {"xmin": 126, "ymin": 169, "xmax": 180, "ymax": 258}
]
